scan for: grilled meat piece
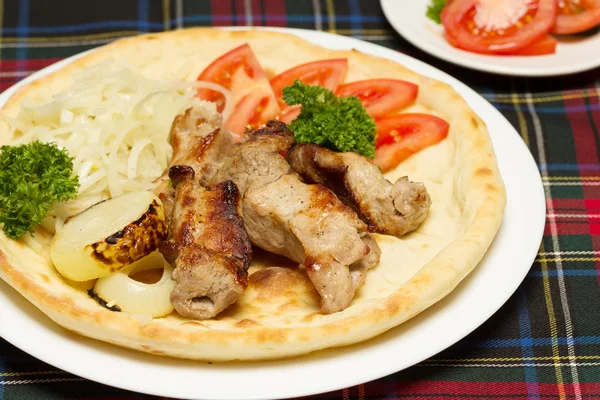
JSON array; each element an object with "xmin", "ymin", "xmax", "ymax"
[
  {"xmin": 213, "ymin": 121, "xmax": 381, "ymax": 314},
  {"xmin": 287, "ymin": 144, "xmax": 431, "ymax": 237},
  {"xmin": 160, "ymin": 165, "xmax": 252, "ymax": 320},
  {"xmin": 152, "ymin": 106, "xmax": 234, "ymax": 216}
]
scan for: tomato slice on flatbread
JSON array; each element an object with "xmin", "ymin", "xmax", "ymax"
[
  {"xmin": 374, "ymin": 114, "xmax": 450, "ymax": 172},
  {"xmin": 278, "ymin": 107, "xmax": 302, "ymax": 125},
  {"xmin": 336, "ymin": 79, "xmax": 419, "ymax": 118},
  {"xmin": 552, "ymin": 0, "xmax": 600, "ymax": 34},
  {"xmin": 196, "ymin": 43, "xmax": 280, "ymax": 137},
  {"xmin": 270, "ymin": 59, "xmax": 348, "ymax": 124},
  {"xmin": 441, "ymin": 0, "xmax": 556, "ymax": 54},
  {"xmin": 270, "ymin": 59, "xmax": 348, "ymax": 107}
]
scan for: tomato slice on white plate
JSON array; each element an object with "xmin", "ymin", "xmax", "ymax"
[
  {"xmin": 552, "ymin": 0, "xmax": 600, "ymax": 34},
  {"xmin": 441, "ymin": 0, "xmax": 557, "ymax": 54},
  {"xmin": 196, "ymin": 43, "xmax": 280, "ymax": 139},
  {"xmin": 270, "ymin": 59, "xmax": 348, "ymax": 124},
  {"xmin": 510, "ymin": 34, "xmax": 557, "ymax": 55},
  {"xmin": 374, "ymin": 114, "xmax": 450, "ymax": 172},
  {"xmin": 336, "ymin": 79, "xmax": 419, "ymax": 118}
]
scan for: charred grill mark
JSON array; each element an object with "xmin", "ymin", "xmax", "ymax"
[
  {"xmin": 195, "ymin": 129, "xmax": 219, "ymax": 156},
  {"xmin": 91, "ymin": 244, "xmax": 113, "ymax": 265},
  {"xmin": 87, "ymin": 289, "xmax": 121, "ymax": 312},
  {"xmin": 169, "ymin": 165, "xmax": 195, "ymax": 186},
  {"xmin": 249, "ymin": 121, "xmax": 296, "ymax": 149},
  {"xmin": 132, "ymin": 212, "xmax": 147, "ymax": 226},
  {"xmin": 147, "ymin": 201, "xmax": 159, "ymax": 215},
  {"xmin": 180, "ymin": 221, "xmax": 194, "ymax": 246},
  {"xmin": 183, "ymin": 196, "xmax": 196, "ymax": 207},
  {"xmin": 90, "ymin": 203, "xmax": 168, "ymax": 268},
  {"xmin": 204, "ymin": 181, "xmax": 252, "ymax": 273}
]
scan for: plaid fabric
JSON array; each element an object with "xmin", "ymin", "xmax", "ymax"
[{"xmin": 1, "ymin": 1, "xmax": 600, "ymax": 399}]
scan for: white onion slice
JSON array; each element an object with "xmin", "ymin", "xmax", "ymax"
[
  {"xmin": 193, "ymin": 81, "xmax": 234, "ymax": 121},
  {"xmin": 94, "ymin": 252, "xmax": 175, "ymax": 318}
]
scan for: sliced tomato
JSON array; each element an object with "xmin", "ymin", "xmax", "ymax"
[
  {"xmin": 270, "ymin": 59, "xmax": 348, "ymax": 108},
  {"xmin": 374, "ymin": 114, "xmax": 450, "ymax": 172},
  {"xmin": 278, "ymin": 107, "xmax": 302, "ymax": 125},
  {"xmin": 196, "ymin": 43, "xmax": 280, "ymax": 137},
  {"xmin": 224, "ymin": 92, "xmax": 272, "ymax": 141},
  {"xmin": 441, "ymin": 0, "xmax": 556, "ymax": 54},
  {"xmin": 336, "ymin": 79, "xmax": 419, "ymax": 118},
  {"xmin": 271, "ymin": 59, "xmax": 348, "ymax": 124},
  {"xmin": 553, "ymin": 0, "xmax": 600, "ymax": 34},
  {"xmin": 510, "ymin": 34, "xmax": 557, "ymax": 55}
]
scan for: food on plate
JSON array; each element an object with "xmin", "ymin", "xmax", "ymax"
[
  {"xmin": 93, "ymin": 250, "xmax": 176, "ymax": 317},
  {"xmin": 282, "ymin": 81, "xmax": 377, "ymax": 158},
  {"xmin": 270, "ymin": 58, "xmax": 348, "ymax": 124},
  {"xmin": 0, "ymin": 29, "xmax": 506, "ymax": 361},
  {"xmin": 151, "ymin": 106, "xmax": 232, "ymax": 217},
  {"xmin": 0, "ymin": 141, "xmax": 79, "ymax": 240},
  {"xmin": 374, "ymin": 113, "xmax": 450, "ymax": 171},
  {"xmin": 553, "ymin": 0, "xmax": 600, "ymax": 34},
  {"xmin": 50, "ymin": 190, "xmax": 167, "ymax": 281},
  {"xmin": 212, "ymin": 121, "xmax": 381, "ymax": 313},
  {"xmin": 287, "ymin": 144, "xmax": 431, "ymax": 237},
  {"xmin": 335, "ymin": 79, "xmax": 418, "ymax": 118},
  {"xmin": 160, "ymin": 165, "xmax": 252, "ymax": 320},
  {"xmin": 428, "ymin": 0, "xmax": 600, "ymax": 55},
  {"xmin": 196, "ymin": 43, "xmax": 280, "ymax": 139}
]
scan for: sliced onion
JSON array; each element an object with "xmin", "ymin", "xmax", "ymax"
[
  {"xmin": 50, "ymin": 191, "xmax": 167, "ymax": 281},
  {"xmin": 127, "ymin": 138, "xmax": 152, "ymax": 179},
  {"xmin": 7, "ymin": 63, "xmax": 221, "ymax": 219},
  {"xmin": 192, "ymin": 81, "xmax": 233, "ymax": 121},
  {"xmin": 94, "ymin": 251, "xmax": 176, "ymax": 318}
]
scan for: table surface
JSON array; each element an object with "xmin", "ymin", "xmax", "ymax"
[{"xmin": 1, "ymin": 1, "xmax": 600, "ymax": 399}]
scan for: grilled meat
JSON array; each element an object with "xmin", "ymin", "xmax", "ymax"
[
  {"xmin": 160, "ymin": 165, "xmax": 252, "ymax": 320},
  {"xmin": 152, "ymin": 106, "xmax": 234, "ymax": 216},
  {"xmin": 287, "ymin": 144, "xmax": 431, "ymax": 237},
  {"xmin": 213, "ymin": 121, "xmax": 381, "ymax": 314}
]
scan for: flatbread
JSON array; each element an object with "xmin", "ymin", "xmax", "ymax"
[{"xmin": 0, "ymin": 28, "xmax": 506, "ymax": 361}]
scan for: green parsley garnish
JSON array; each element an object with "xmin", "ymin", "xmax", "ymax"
[
  {"xmin": 282, "ymin": 81, "xmax": 376, "ymax": 159},
  {"xmin": 426, "ymin": 0, "xmax": 448, "ymax": 24},
  {"xmin": 0, "ymin": 141, "xmax": 79, "ymax": 239}
]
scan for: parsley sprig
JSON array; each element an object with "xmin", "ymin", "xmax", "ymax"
[
  {"xmin": 282, "ymin": 81, "xmax": 376, "ymax": 159},
  {"xmin": 426, "ymin": 0, "xmax": 448, "ymax": 24},
  {"xmin": 0, "ymin": 141, "xmax": 79, "ymax": 239}
]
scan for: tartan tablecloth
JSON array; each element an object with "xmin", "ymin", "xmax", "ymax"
[{"xmin": 1, "ymin": 1, "xmax": 600, "ymax": 399}]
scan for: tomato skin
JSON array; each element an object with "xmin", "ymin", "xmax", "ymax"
[
  {"xmin": 374, "ymin": 114, "xmax": 450, "ymax": 171},
  {"xmin": 553, "ymin": 0, "xmax": 600, "ymax": 34},
  {"xmin": 270, "ymin": 59, "xmax": 348, "ymax": 107},
  {"xmin": 336, "ymin": 79, "xmax": 419, "ymax": 118},
  {"xmin": 278, "ymin": 107, "xmax": 302, "ymax": 125},
  {"xmin": 196, "ymin": 43, "xmax": 280, "ymax": 136},
  {"xmin": 225, "ymin": 92, "xmax": 272, "ymax": 141},
  {"xmin": 271, "ymin": 59, "xmax": 348, "ymax": 124},
  {"xmin": 509, "ymin": 34, "xmax": 557, "ymax": 55},
  {"xmin": 441, "ymin": 0, "xmax": 557, "ymax": 54}
]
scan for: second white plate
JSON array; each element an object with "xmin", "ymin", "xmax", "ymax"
[{"xmin": 381, "ymin": 0, "xmax": 600, "ymax": 76}]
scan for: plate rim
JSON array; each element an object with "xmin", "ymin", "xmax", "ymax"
[
  {"xmin": 0, "ymin": 26, "xmax": 546, "ymax": 400},
  {"xmin": 380, "ymin": 0, "xmax": 600, "ymax": 77}
]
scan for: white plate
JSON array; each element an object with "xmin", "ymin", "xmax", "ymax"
[
  {"xmin": 0, "ymin": 27, "xmax": 545, "ymax": 400},
  {"xmin": 381, "ymin": 0, "xmax": 600, "ymax": 76}
]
